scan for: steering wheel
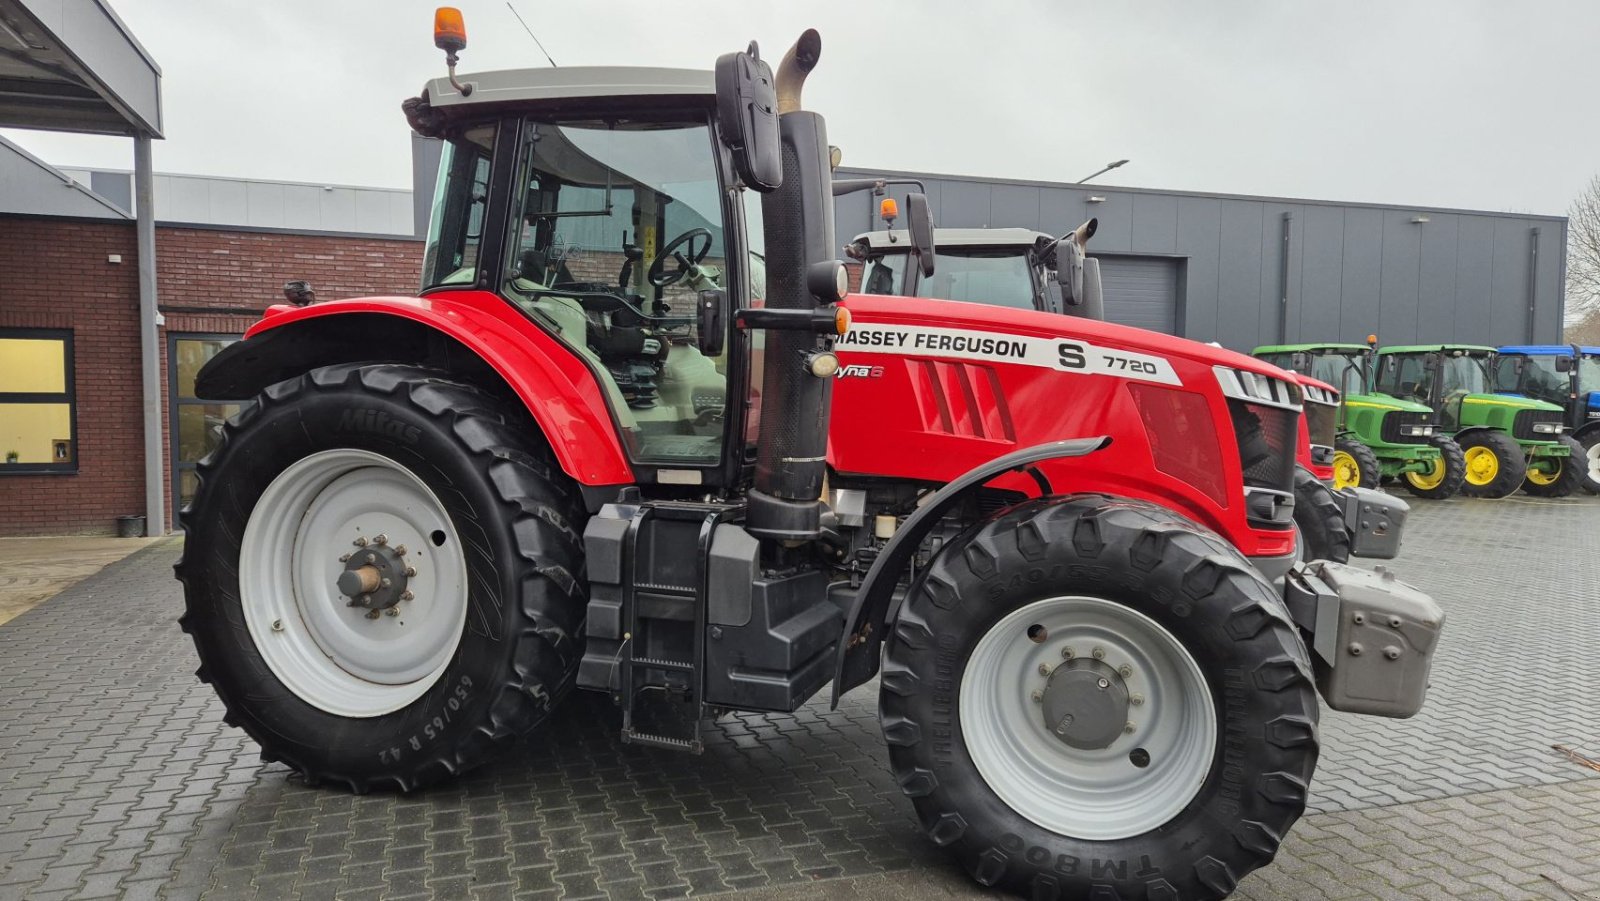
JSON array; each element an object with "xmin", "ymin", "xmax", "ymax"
[{"xmin": 647, "ymin": 228, "xmax": 714, "ymax": 287}]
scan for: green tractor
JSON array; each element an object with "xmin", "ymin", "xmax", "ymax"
[
  {"xmin": 1252, "ymin": 343, "xmax": 1465, "ymax": 499},
  {"xmin": 1374, "ymin": 344, "xmax": 1581, "ymax": 498}
]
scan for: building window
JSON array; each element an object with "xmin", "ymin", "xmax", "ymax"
[
  {"xmin": 0, "ymin": 328, "xmax": 76, "ymax": 474},
  {"xmin": 170, "ymin": 334, "xmax": 248, "ymax": 519}
]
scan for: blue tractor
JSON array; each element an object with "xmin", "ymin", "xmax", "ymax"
[{"xmin": 1493, "ymin": 344, "xmax": 1600, "ymax": 495}]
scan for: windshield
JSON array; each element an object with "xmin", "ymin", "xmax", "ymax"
[
  {"xmin": 1513, "ymin": 355, "xmax": 1569, "ymax": 405},
  {"xmin": 1582, "ymin": 355, "xmax": 1600, "ymax": 395},
  {"xmin": 1440, "ymin": 353, "xmax": 1492, "ymax": 396},
  {"xmin": 862, "ymin": 249, "xmax": 1038, "ymax": 309},
  {"xmin": 1309, "ymin": 352, "xmax": 1366, "ymax": 396}
]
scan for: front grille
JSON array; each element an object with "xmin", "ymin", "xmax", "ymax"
[
  {"xmin": 1228, "ymin": 399, "xmax": 1298, "ymax": 528},
  {"xmin": 1380, "ymin": 410, "xmax": 1436, "ymax": 444},
  {"xmin": 1513, "ymin": 408, "xmax": 1564, "ymax": 441},
  {"xmin": 1303, "ymin": 401, "xmax": 1338, "ymax": 452}
]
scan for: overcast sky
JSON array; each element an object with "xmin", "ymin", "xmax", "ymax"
[{"xmin": 5, "ymin": 0, "xmax": 1598, "ymax": 216}]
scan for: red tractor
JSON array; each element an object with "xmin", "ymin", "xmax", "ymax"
[{"xmin": 176, "ymin": 20, "xmax": 1442, "ymax": 900}]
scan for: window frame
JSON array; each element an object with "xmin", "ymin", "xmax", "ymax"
[
  {"xmin": 0, "ymin": 327, "xmax": 78, "ymax": 475},
  {"xmin": 168, "ymin": 332, "xmax": 250, "ymax": 520}
]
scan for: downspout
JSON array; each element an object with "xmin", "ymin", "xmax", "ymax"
[
  {"xmin": 1526, "ymin": 227, "xmax": 1541, "ymax": 343},
  {"xmin": 1279, "ymin": 211, "xmax": 1293, "ymax": 343},
  {"xmin": 135, "ymin": 135, "xmax": 165, "ymax": 536}
]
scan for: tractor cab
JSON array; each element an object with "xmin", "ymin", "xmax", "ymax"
[{"xmin": 1494, "ymin": 345, "xmax": 1600, "ymax": 494}]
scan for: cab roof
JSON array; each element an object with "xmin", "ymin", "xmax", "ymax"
[
  {"xmin": 1376, "ymin": 344, "xmax": 1496, "ymax": 355},
  {"xmin": 423, "ymin": 66, "xmax": 714, "ymax": 112},
  {"xmin": 1497, "ymin": 344, "xmax": 1600, "ymax": 357},
  {"xmin": 1252, "ymin": 343, "xmax": 1370, "ymax": 354},
  {"xmin": 852, "ymin": 227, "xmax": 1051, "ymax": 251}
]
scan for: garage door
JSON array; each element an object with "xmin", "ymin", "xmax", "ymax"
[{"xmin": 1096, "ymin": 256, "xmax": 1179, "ymax": 335}]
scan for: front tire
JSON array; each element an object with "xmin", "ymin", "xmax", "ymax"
[
  {"xmin": 1456, "ymin": 430, "xmax": 1527, "ymax": 499},
  {"xmin": 1579, "ymin": 429, "xmax": 1600, "ymax": 496},
  {"xmin": 1332, "ymin": 436, "xmax": 1380, "ymax": 491},
  {"xmin": 176, "ymin": 364, "xmax": 588, "ymax": 792},
  {"xmin": 881, "ymin": 495, "xmax": 1319, "ymax": 900},
  {"xmin": 1292, "ymin": 465, "xmax": 1351, "ymax": 564},
  {"xmin": 1401, "ymin": 436, "xmax": 1466, "ymax": 500},
  {"xmin": 1522, "ymin": 434, "xmax": 1586, "ymax": 498}
]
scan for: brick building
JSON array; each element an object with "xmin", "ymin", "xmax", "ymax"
[{"xmin": 1, "ymin": 142, "xmax": 423, "ymax": 536}]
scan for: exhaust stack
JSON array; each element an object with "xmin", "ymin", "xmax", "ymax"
[{"xmin": 747, "ymin": 29, "xmax": 837, "ymax": 542}]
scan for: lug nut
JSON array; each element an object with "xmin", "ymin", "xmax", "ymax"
[
  {"xmin": 385, "ymin": 608, "xmax": 398, "ymax": 617},
  {"xmin": 365, "ymin": 609, "xmax": 380, "ymax": 619},
  {"xmin": 339, "ymin": 553, "xmax": 351, "ymax": 563},
  {"xmin": 404, "ymin": 567, "xmax": 417, "ymax": 578},
  {"xmin": 1061, "ymin": 647, "xmax": 1075, "ymax": 659},
  {"xmin": 353, "ymin": 537, "xmax": 368, "ymax": 547},
  {"xmin": 1031, "ymin": 690, "xmax": 1043, "ymax": 703},
  {"xmin": 1096, "ymin": 678, "xmax": 1110, "ymax": 690},
  {"xmin": 1124, "ymin": 722, "xmax": 1136, "ymax": 734},
  {"xmin": 374, "ymin": 534, "xmax": 388, "ymax": 545},
  {"xmin": 1092, "ymin": 647, "xmax": 1106, "ymax": 660},
  {"xmin": 1131, "ymin": 693, "xmax": 1145, "ymax": 706},
  {"xmin": 381, "ymin": 578, "xmax": 392, "ymax": 588},
  {"xmin": 395, "ymin": 545, "xmax": 407, "ymax": 557},
  {"xmin": 400, "ymin": 591, "xmax": 414, "ymax": 601},
  {"xmin": 1038, "ymin": 664, "xmax": 1051, "ymax": 676},
  {"xmin": 1118, "ymin": 665, "xmax": 1133, "ymax": 679},
  {"xmin": 271, "ymin": 619, "xmax": 283, "ymax": 632}
]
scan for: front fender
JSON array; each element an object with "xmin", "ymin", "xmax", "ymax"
[
  {"xmin": 195, "ymin": 292, "xmax": 635, "ymax": 485},
  {"xmin": 830, "ymin": 437, "xmax": 1109, "ymax": 705}
]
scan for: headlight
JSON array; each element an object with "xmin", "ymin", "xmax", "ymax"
[
  {"xmin": 1399, "ymin": 424, "xmax": 1435, "ymax": 437},
  {"xmin": 1532, "ymin": 421, "xmax": 1563, "ymax": 434}
]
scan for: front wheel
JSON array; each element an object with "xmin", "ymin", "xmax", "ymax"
[
  {"xmin": 881, "ymin": 496, "xmax": 1318, "ymax": 900},
  {"xmin": 1522, "ymin": 434, "xmax": 1586, "ymax": 498},
  {"xmin": 1456, "ymin": 430, "xmax": 1527, "ymax": 499},
  {"xmin": 1332, "ymin": 436, "xmax": 1380, "ymax": 491},
  {"xmin": 1292, "ymin": 465, "xmax": 1350, "ymax": 564},
  {"xmin": 176, "ymin": 364, "xmax": 588, "ymax": 791},
  {"xmin": 1402, "ymin": 436, "xmax": 1467, "ymax": 500}
]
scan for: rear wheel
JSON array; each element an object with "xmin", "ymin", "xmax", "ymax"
[
  {"xmin": 176, "ymin": 364, "xmax": 588, "ymax": 791},
  {"xmin": 1292, "ymin": 465, "xmax": 1350, "ymax": 564},
  {"xmin": 1456, "ymin": 430, "xmax": 1527, "ymax": 499},
  {"xmin": 881, "ymin": 495, "xmax": 1318, "ymax": 900},
  {"xmin": 1401, "ymin": 436, "xmax": 1466, "ymax": 500},
  {"xmin": 1522, "ymin": 434, "xmax": 1586, "ymax": 498},
  {"xmin": 1580, "ymin": 429, "xmax": 1600, "ymax": 496},
  {"xmin": 1331, "ymin": 437, "xmax": 1380, "ymax": 491}
]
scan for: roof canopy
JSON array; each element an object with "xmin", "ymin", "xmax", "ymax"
[{"xmin": 0, "ymin": 0, "xmax": 161, "ymax": 137}]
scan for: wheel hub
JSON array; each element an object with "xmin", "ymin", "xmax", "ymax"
[
  {"xmin": 1040, "ymin": 659, "xmax": 1129, "ymax": 750},
  {"xmin": 338, "ymin": 536, "xmax": 413, "ymax": 615}
]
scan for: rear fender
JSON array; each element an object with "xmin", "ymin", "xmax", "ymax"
[
  {"xmin": 830, "ymin": 437, "xmax": 1109, "ymax": 704},
  {"xmin": 194, "ymin": 293, "xmax": 634, "ymax": 486}
]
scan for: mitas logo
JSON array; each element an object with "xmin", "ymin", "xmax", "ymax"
[
  {"xmin": 337, "ymin": 409, "xmax": 421, "ymax": 443},
  {"xmin": 835, "ymin": 364, "xmax": 885, "ymax": 380}
]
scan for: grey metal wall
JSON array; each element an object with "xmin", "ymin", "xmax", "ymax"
[{"xmin": 835, "ymin": 167, "xmax": 1569, "ymax": 351}]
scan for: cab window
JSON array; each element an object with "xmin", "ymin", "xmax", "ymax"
[
  {"xmin": 422, "ymin": 124, "xmax": 497, "ymax": 288},
  {"xmin": 501, "ymin": 116, "xmax": 731, "ymax": 467}
]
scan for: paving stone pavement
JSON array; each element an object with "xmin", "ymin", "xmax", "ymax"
[{"xmin": 0, "ymin": 497, "xmax": 1597, "ymax": 900}]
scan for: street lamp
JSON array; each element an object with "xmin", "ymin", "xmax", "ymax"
[{"xmin": 1076, "ymin": 159, "xmax": 1129, "ymax": 184}]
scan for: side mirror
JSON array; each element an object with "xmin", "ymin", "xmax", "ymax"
[
  {"xmin": 906, "ymin": 192, "xmax": 936, "ymax": 278},
  {"xmin": 1555, "ymin": 356, "xmax": 1572, "ymax": 373},
  {"xmin": 697, "ymin": 289, "xmax": 727, "ymax": 357},
  {"xmin": 1078, "ymin": 257, "xmax": 1105, "ymax": 321},
  {"xmin": 1056, "ymin": 218, "xmax": 1097, "ymax": 307},
  {"xmin": 715, "ymin": 42, "xmax": 781, "ymax": 192}
]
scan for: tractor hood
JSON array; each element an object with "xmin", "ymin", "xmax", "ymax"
[
  {"xmin": 1343, "ymin": 392, "xmax": 1433, "ymax": 414},
  {"xmin": 1459, "ymin": 393, "xmax": 1563, "ymax": 413},
  {"xmin": 842, "ymin": 294, "xmax": 1290, "ymax": 381}
]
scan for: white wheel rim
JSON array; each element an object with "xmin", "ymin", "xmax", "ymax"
[
  {"xmin": 1587, "ymin": 442, "xmax": 1600, "ymax": 482},
  {"xmin": 959, "ymin": 596, "xmax": 1218, "ymax": 841},
  {"xmin": 240, "ymin": 449, "xmax": 468, "ymax": 718}
]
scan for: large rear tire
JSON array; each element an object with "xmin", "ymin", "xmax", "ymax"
[
  {"xmin": 1580, "ymin": 429, "xmax": 1600, "ymax": 496},
  {"xmin": 1331, "ymin": 437, "xmax": 1380, "ymax": 491},
  {"xmin": 176, "ymin": 364, "xmax": 588, "ymax": 792},
  {"xmin": 1522, "ymin": 434, "xmax": 1587, "ymax": 498},
  {"xmin": 1292, "ymin": 465, "xmax": 1350, "ymax": 564},
  {"xmin": 1456, "ymin": 430, "xmax": 1526, "ymax": 499},
  {"xmin": 881, "ymin": 495, "xmax": 1319, "ymax": 900},
  {"xmin": 1401, "ymin": 436, "xmax": 1466, "ymax": 500}
]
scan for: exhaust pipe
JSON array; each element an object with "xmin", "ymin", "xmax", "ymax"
[{"xmin": 747, "ymin": 29, "xmax": 837, "ymax": 542}]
